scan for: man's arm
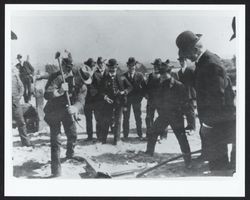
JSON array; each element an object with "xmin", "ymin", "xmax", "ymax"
[{"xmin": 73, "ymin": 84, "xmax": 88, "ymax": 112}]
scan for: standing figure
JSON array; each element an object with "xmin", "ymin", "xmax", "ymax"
[
  {"xmin": 146, "ymin": 62, "xmax": 192, "ymax": 168},
  {"xmin": 83, "ymin": 58, "xmax": 97, "ymax": 141},
  {"xmin": 12, "ymin": 66, "xmax": 32, "ymax": 146},
  {"xmin": 43, "ymin": 53, "xmax": 90, "ymax": 177},
  {"xmin": 91, "ymin": 57, "xmax": 108, "ymax": 141},
  {"xmin": 123, "ymin": 57, "xmax": 146, "ymax": 139},
  {"xmin": 145, "ymin": 58, "xmax": 162, "ymax": 138},
  {"xmin": 176, "ymin": 31, "xmax": 236, "ymax": 171},
  {"xmin": 99, "ymin": 59, "xmax": 133, "ymax": 145},
  {"xmin": 16, "ymin": 54, "xmax": 34, "ymax": 103},
  {"xmin": 177, "ymin": 57, "xmax": 197, "ymax": 133}
]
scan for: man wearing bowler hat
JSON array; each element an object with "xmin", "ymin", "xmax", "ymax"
[
  {"xmin": 90, "ymin": 57, "xmax": 108, "ymax": 141},
  {"xmin": 83, "ymin": 58, "xmax": 98, "ymax": 141},
  {"xmin": 122, "ymin": 57, "xmax": 146, "ymax": 139},
  {"xmin": 145, "ymin": 61, "xmax": 192, "ymax": 168},
  {"xmin": 99, "ymin": 59, "xmax": 133, "ymax": 145},
  {"xmin": 176, "ymin": 30, "xmax": 236, "ymax": 172},
  {"xmin": 44, "ymin": 52, "xmax": 91, "ymax": 177}
]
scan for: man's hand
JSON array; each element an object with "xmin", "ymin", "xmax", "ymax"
[
  {"xmin": 60, "ymin": 83, "xmax": 69, "ymax": 93},
  {"xmin": 104, "ymin": 95, "xmax": 113, "ymax": 104},
  {"xmin": 67, "ymin": 105, "xmax": 78, "ymax": 115}
]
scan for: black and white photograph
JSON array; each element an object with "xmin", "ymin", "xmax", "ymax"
[{"xmin": 5, "ymin": 4, "xmax": 245, "ymax": 197}]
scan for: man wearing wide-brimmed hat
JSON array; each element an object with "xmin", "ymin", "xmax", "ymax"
[
  {"xmin": 122, "ymin": 57, "xmax": 146, "ymax": 140},
  {"xmin": 144, "ymin": 58, "xmax": 162, "ymax": 138},
  {"xmin": 146, "ymin": 60, "xmax": 192, "ymax": 169},
  {"xmin": 43, "ymin": 52, "xmax": 91, "ymax": 177},
  {"xmin": 99, "ymin": 58, "xmax": 133, "ymax": 145},
  {"xmin": 176, "ymin": 30, "xmax": 236, "ymax": 172}
]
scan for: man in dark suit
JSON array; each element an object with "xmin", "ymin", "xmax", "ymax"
[
  {"xmin": 90, "ymin": 57, "xmax": 108, "ymax": 140},
  {"xmin": 145, "ymin": 58, "xmax": 162, "ymax": 138},
  {"xmin": 99, "ymin": 59, "xmax": 133, "ymax": 145},
  {"xmin": 177, "ymin": 57, "xmax": 196, "ymax": 133},
  {"xmin": 146, "ymin": 61, "xmax": 192, "ymax": 168},
  {"xmin": 176, "ymin": 30, "xmax": 236, "ymax": 171},
  {"xmin": 123, "ymin": 57, "xmax": 146, "ymax": 139},
  {"xmin": 16, "ymin": 54, "xmax": 34, "ymax": 103},
  {"xmin": 83, "ymin": 58, "xmax": 97, "ymax": 141}
]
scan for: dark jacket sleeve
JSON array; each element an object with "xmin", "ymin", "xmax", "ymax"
[
  {"xmin": 203, "ymin": 64, "xmax": 228, "ymax": 126},
  {"xmin": 122, "ymin": 76, "xmax": 133, "ymax": 94}
]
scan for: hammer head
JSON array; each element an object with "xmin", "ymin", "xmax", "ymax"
[{"xmin": 55, "ymin": 51, "xmax": 61, "ymax": 59}]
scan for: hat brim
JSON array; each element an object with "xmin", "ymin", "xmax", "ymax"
[
  {"xmin": 83, "ymin": 77, "xmax": 92, "ymax": 85},
  {"xmin": 106, "ymin": 64, "xmax": 118, "ymax": 67},
  {"xmin": 127, "ymin": 62, "xmax": 137, "ymax": 66}
]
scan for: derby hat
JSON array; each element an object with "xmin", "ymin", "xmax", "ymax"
[
  {"xmin": 17, "ymin": 54, "xmax": 22, "ymax": 59},
  {"xmin": 151, "ymin": 58, "xmax": 162, "ymax": 66},
  {"xmin": 97, "ymin": 57, "xmax": 106, "ymax": 64},
  {"xmin": 176, "ymin": 30, "xmax": 202, "ymax": 57},
  {"xmin": 126, "ymin": 57, "xmax": 137, "ymax": 66},
  {"xmin": 106, "ymin": 58, "xmax": 118, "ymax": 67},
  {"xmin": 84, "ymin": 58, "xmax": 96, "ymax": 67}
]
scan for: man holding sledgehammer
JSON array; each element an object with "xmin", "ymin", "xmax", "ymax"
[{"xmin": 43, "ymin": 51, "xmax": 91, "ymax": 177}]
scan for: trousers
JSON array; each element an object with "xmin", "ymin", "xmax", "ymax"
[
  {"xmin": 200, "ymin": 120, "xmax": 236, "ymax": 170},
  {"xmin": 123, "ymin": 100, "xmax": 142, "ymax": 137},
  {"xmin": 145, "ymin": 103, "xmax": 157, "ymax": 137},
  {"xmin": 20, "ymin": 76, "xmax": 33, "ymax": 103},
  {"xmin": 100, "ymin": 103, "xmax": 123, "ymax": 145},
  {"xmin": 146, "ymin": 112, "xmax": 191, "ymax": 164},
  {"xmin": 12, "ymin": 101, "xmax": 31, "ymax": 146},
  {"xmin": 84, "ymin": 102, "xmax": 102, "ymax": 139},
  {"xmin": 44, "ymin": 109, "xmax": 77, "ymax": 176}
]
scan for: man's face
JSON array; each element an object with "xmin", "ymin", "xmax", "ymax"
[
  {"xmin": 179, "ymin": 59, "xmax": 187, "ymax": 68},
  {"xmin": 182, "ymin": 47, "xmax": 199, "ymax": 62},
  {"xmin": 128, "ymin": 64, "xmax": 136, "ymax": 73},
  {"xmin": 160, "ymin": 72, "xmax": 171, "ymax": 82},
  {"xmin": 62, "ymin": 64, "xmax": 72, "ymax": 74},
  {"xmin": 108, "ymin": 66, "xmax": 117, "ymax": 74},
  {"xmin": 154, "ymin": 65, "xmax": 160, "ymax": 74}
]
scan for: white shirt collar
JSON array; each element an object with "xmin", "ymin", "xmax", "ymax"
[
  {"xmin": 196, "ymin": 49, "xmax": 207, "ymax": 63},
  {"xmin": 109, "ymin": 72, "xmax": 116, "ymax": 77}
]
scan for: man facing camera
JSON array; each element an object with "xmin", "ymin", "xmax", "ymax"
[
  {"xmin": 99, "ymin": 59, "xmax": 133, "ymax": 145},
  {"xmin": 123, "ymin": 57, "xmax": 146, "ymax": 139},
  {"xmin": 146, "ymin": 61, "xmax": 192, "ymax": 169}
]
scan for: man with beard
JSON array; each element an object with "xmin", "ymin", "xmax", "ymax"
[
  {"xmin": 99, "ymin": 59, "xmax": 133, "ymax": 145},
  {"xmin": 176, "ymin": 30, "xmax": 236, "ymax": 172}
]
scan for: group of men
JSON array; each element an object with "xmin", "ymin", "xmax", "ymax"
[{"xmin": 12, "ymin": 30, "xmax": 236, "ymax": 177}]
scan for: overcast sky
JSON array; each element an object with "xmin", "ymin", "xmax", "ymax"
[{"xmin": 10, "ymin": 10, "xmax": 237, "ymax": 66}]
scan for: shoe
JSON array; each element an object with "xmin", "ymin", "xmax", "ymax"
[
  {"xmin": 66, "ymin": 153, "xmax": 74, "ymax": 159},
  {"xmin": 22, "ymin": 142, "xmax": 34, "ymax": 147},
  {"xmin": 84, "ymin": 137, "xmax": 93, "ymax": 142}
]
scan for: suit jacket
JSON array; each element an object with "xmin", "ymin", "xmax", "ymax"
[
  {"xmin": 194, "ymin": 50, "xmax": 236, "ymax": 127},
  {"xmin": 145, "ymin": 72, "xmax": 161, "ymax": 107},
  {"xmin": 157, "ymin": 77, "xmax": 189, "ymax": 117},
  {"xmin": 100, "ymin": 73, "xmax": 133, "ymax": 107},
  {"xmin": 16, "ymin": 61, "xmax": 34, "ymax": 79},
  {"xmin": 86, "ymin": 68, "xmax": 108, "ymax": 104},
  {"xmin": 123, "ymin": 71, "xmax": 146, "ymax": 103},
  {"xmin": 177, "ymin": 67, "xmax": 196, "ymax": 100}
]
